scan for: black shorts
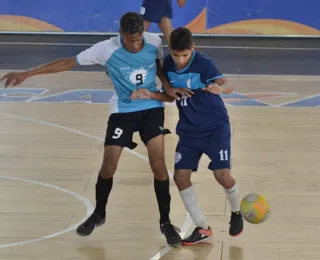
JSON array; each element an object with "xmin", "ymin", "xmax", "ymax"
[{"xmin": 104, "ymin": 107, "xmax": 170, "ymax": 149}]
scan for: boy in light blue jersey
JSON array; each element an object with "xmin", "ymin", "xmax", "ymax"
[
  {"xmin": 131, "ymin": 27, "xmax": 244, "ymax": 245},
  {"xmin": 1, "ymin": 13, "xmax": 193, "ymax": 247}
]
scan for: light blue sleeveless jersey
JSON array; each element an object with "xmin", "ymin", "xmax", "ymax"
[{"xmin": 76, "ymin": 32, "xmax": 164, "ymax": 114}]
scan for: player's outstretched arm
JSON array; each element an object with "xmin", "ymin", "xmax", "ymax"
[
  {"xmin": 131, "ymin": 89, "xmax": 175, "ymax": 102},
  {"xmin": 156, "ymin": 59, "xmax": 172, "ymax": 91},
  {"xmin": 1, "ymin": 57, "xmax": 78, "ymax": 88}
]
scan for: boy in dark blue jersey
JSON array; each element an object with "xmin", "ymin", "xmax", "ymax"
[
  {"xmin": 131, "ymin": 27, "xmax": 243, "ymax": 245},
  {"xmin": 140, "ymin": 0, "xmax": 186, "ymax": 42}
]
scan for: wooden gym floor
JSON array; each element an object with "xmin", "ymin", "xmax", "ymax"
[{"xmin": 0, "ymin": 70, "xmax": 320, "ymax": 259}]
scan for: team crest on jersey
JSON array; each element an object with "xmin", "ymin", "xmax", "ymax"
[
  {"xmin": 175, "ymin": 152, "xmax": 182, "ymax": 164},
  {"xmin": 186, "ymin": 78, "xmax": 192, "ymax": 89},
  {"xmin": 140, "ymin": 6, "xmax": 146, "ymax": 15}
]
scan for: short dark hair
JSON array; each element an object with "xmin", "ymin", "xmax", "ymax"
[
  {"xmin": 169, "ymin": 27, "xmax": 193, "ymax": 51},
  {"xmin": 120, "ymin": 12, "xmax": 144, "ymax": 34}
]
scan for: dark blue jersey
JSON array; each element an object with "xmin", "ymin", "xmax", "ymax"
[{"xmin": 163, "ymin": 51, "xmax": 229, "ymax": 137}]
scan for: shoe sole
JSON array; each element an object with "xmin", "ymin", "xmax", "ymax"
[
  {"xmin": 169, "ymin": 241, "xmax": 182, "ymax": 247},
  {"xmin": 76, "ymin": 220, "xmax": 105, "ymax": 236},
  {"xmin": 182, "ymin": 236, "xmax": 213, "ymax": 246},
  {"xmin": 230, "ymin": 229, "xmax": 243, "ymax": 237}
]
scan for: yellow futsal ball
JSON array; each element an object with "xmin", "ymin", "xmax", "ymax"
[{"xmin": 240, "ymin": 193, "xmax": 271, "ymax": 224}]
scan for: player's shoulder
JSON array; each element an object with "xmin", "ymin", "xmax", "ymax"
[
  {"xmin": 163, "ymin": 54, "xmax": 175, "ymax": 70},
  {"xmin": 194, "ymin": 51, "xmax": 216, "ymax": 67},
  {"xmin": 91, "ymin": 36, "xmax": 121, "ymax": 52},
  {"xmin": 82, "ymin": 36, "xmax": 121, "ymax": 63},
  {"xmin": 106, "ymin": 35, "xmax": 122, "ymax": 49},
  {"xmin": 143, "ymin": 31, "xmax": 162, "ymax": 47},
  {"xmin": 164, "ymin": 54, "xmax": 173, "ymax": 63}
]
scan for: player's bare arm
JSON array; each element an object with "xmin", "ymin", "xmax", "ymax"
[
  {"xmin": 156, "ymin": 59, "xmax": 193, "ymax": 100},
  {"xmin": 1, "ymin": 57, "xmax": 78, "ymax": 88},
  {"xmin": 156, "ymin": 59, "xmax": 171, "ymax": 90},
  {"xmin": 131, "ymin": 88, "xmax": 174, "ymax": 102},
  {"xmin": 203, "ymin": 77, "xmax": 233, "ymax": 95}
]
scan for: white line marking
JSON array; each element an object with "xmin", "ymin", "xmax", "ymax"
[
  {"xmin": 150, "ymin": 118, "xmax": 235, "ymax": 259},
  {"xmin": 0, "ymin": 41, "xmax": 319, "ymax": 51},
  {"xmin": 3, "ymin": 31, "xmax": 319, "ymax": 38},
  {"xmin": 3, "ymin": 31, "xmax": 320, "ymax": 39},
  {"xmin": 0, "ymin": 175, "xmax": 94, "ymax": 249},
  {"xmin": 0, "ymin": 112, "xmax": 193, "ymax": 258},
  {"xmin": 244, "ymin": 92, "xmax": 298, "ymax": 95},
  {"xmin": 1, "ymin": 70, "xmax": 320, "ymax": 79},
  {"xmin": 149, "ymin": 213, "xmax": 193, "ymax": 260},
  {"xmin": 276, "ymin": 93, "xmax": 320, "ymax": 107}
]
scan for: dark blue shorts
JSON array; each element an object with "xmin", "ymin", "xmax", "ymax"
[
  {"xmin": 175, "ymin": 123, "xmax": 231, "ymax": 172},
  {"xmin": 140, "ymin": 0, "xmax": 173, "ymax": 23}
]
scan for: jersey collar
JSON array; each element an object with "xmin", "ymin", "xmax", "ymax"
[{"xmin": 175, "ymin": 51, "xmax": 196, "ymax": 73}]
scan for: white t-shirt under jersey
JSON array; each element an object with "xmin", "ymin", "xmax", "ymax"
[{"xmin": 76, "ymin": 32, "xmax": 164, "ymax": 114}]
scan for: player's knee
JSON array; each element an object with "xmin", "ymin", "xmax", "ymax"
[
  {"xmin": 159, "ymin": 17, "xmax": 171, "ymax": 29},
  {"xmin": 173, "ymin": 173, "xmax": 182, "ymax": 184},
  {"xmin": 99, "ymin": 164, "xmax": 117, "ymax": 179},
  {"xmin": 213, "ymin": 169, "xmax": 235, "ymax": 188},
  {"xmin": 150, "ymin": 160, "xmax": 168, "ymax": 180},
  {"xmin": 158, "ymin": 21, "xmax": 166, "ymax": 30},
  {"xmin": 173, "ymin": 172, "xmax": 190, "ymax": 189},
  {"xmin": 143, "ymin": 20, "xmax": 150, "ymax": 30},
  {"xmin": 159, "ymin": 21, "xmax": 171, "ymax": 37}
]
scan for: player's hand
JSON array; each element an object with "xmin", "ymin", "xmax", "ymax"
[
  {"xmin": 165, "ymin": 87, "xmax": 193, "ymax": 100},
  {"xmin": 203, "ymin": 84, "xmax": 222, "ymax": 95},
  {"xmin": 1, "ymin": 71, "xmax": 28, "ymax": 88},
  {"xmin": 177, "ymin": 0, "xmax": 186, "ymax": 7},
  {"xmin": 130, "ymin": 88, "xmax": 152, "ymax": 100}
]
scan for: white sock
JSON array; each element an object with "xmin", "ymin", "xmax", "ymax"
[
  {"xmin": 179, "ymin": 186, "xmax": 208, "ymax": 229},
  {"xmin": 224, "ymin": 183, "xmax": 240, "ymax": 212}
]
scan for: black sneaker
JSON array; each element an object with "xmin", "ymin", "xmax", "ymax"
[
  {"xmin": 76, "ymin": 213, "xmax": 105, "ymax": 236},
  {"xmin": 160, "ymin": 221, "xmax": 182, "ymax": 247},
  {"xmin": 182, "ymin": 226, "xmax": 213, "ymax": 245},
  {"xmin": 229, "ymin": 211, "xmax": 243, "ymax": 236}
]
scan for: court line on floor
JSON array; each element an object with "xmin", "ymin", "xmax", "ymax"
[
  {"xmin": 0, "ymin": 175, "xmax": 94, "ymax": 249},
  {"xmin": 1, "ymin": 69, "xmax": 320, "ymax": 79},
  {"xmin": 0, "ymin": 111, "xmax": 192, "ymax": 259},
  {"xmin": 1, "ymin": 41, "xmax": 320, "ymax": 51}
]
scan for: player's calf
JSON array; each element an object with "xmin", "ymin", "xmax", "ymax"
[
  {"xmin": 158, "ymin": 17, "xmax": 173, "ymax": 43},
  {"xmin": 146, "ymin": 136, "xmax": 182, "ymax": 246},
  {"xmin": 76, "ymin": 173, "xmax": 112, "ymax": 236},
  {"xmin": 174, "ymin": 170, "xmax": 211, "ymax": 244},
  {"xmin": 76, "ymin": 146, "xmax": 122, "ymax": 237},
  {"xmin": 213, "ymin": 169, "xmax": 243, "ymax": 236},
  {"xmin": 154, "ymin": 172, "xmax": 182, "ymax": 247},
  {"xmin": 150, "ymin": 159, "xmax": 169, "ymax": 181}
]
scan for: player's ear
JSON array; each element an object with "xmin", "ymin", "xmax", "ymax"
[{"xmin": 191, "ymin": 44, "xmax": 195, "ymax": 51}]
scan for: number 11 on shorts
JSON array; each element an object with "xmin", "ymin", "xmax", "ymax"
[{"xmin": 219, "ymin": 149, "xmax": 228, "ymax": 161}]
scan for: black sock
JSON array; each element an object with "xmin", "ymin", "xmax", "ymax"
[
  {"xmin": 154, "ymin": 178, "xmax": 171, "ymax": 224},
  {"xmin": 93, "ymin": 175, "xmax": 113, "ymax": 218}
]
